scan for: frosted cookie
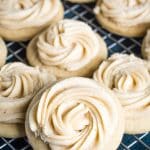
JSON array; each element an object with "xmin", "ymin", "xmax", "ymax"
[
  {"xmin": 0, "ymin": 62, "xmax": 56, "ymax": 138},
  {"xmin": 0, "ymin": 0, "xmax": 64, "ymax": 41},
  {"xmin": 93, "ymin": 54, "xmax": 150, "ymax": 134},
  {"xmin": 142, "ymin": 29, "xmax": 150, "ymax": 60},
  {"xmin": 27, "ymin": 19, "xmax": 107, "ymax": 79},
  {"xmin": 0, "ymin": 37, "xmax": 7, "ymax": 67},
  {"xmin": 66, "ymin": 0, "xmax": 94, "ymax": 3},
  {"xmin": 94, "ymin": 0, "xmax": 150, "ymax": 37},
  {"xmin": 25, "ymin": 77, "xmax": 124, "ymax": 150}
]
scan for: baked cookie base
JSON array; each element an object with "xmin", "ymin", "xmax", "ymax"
[
  {"xmin": 126, "ymin": 113, "xmax": 150, "ymax": 134},
  {"xmin": 95, "ymin": 13, "xmax": 150, "ymax": 37},
  {"xmin": 0, "ymin": 37, "xmax": 7, "ymax": 67},
  {"xmin": 142, "ymin": 31, "xmax": 150, "ymax": 60},
  {"xmin": 0, "ymin": 123, "xmax": 25, "ymax": 138},
  {"xmin": 142, "ymin": 39, "xmax": 147, "ymax": 60},
  {"xmin": 0, "ymin": 4, "xmax": 64, "ymax": 41},
  {"xmin": 67, "ymin": 0, "xmax": 95, "ymax": 3}
]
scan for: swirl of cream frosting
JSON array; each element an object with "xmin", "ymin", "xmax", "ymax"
[
  {"xmin": 0, "ymin": 62, "xmax": 55, "ymax": 123},
  {"xmin": 27, "ymin": 19, "xmax": 107, "ymax": 78},
  {"xmin": 95, "ymin": 0, "xmax": 150, "ymax": 27},
  {"xmin": 27, "ymin": 77, "xmax": 124, "ymax": 150},
  {"xmin": 0, "ymin": 0, "xmax": 61, "ymax": 29},
  {"xmin": 37, "ymin": 19, "xmax": 102, "ymax": 70},
  {"xmin": 142, "ymin": 29, "xmax": 150, "ymax": 60},
  {"xmin": 94, "ymin": 54, "xmax": 150, "ymax": 133}
]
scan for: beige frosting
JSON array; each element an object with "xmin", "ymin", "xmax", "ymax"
[
  {"xmin": 94, "ymin": 54, "xmax": 150, "ymax": 133},
  {"xmin": 0, "ymin": 37, "xmax": 7, "ymax": 67},
  {"xmin": 28, "ymin": 77, "xmax": 124, "ymax": 150},
  {"xmin": 0, "ymin": 62, "xmax": 55, "ymax": 124},
  {"xmin": 0, "ymin": 0, "xmax": 61, "ymax": 29},
  {"xmin": 142, "ymin": 29, "xmax": 150, "ymax": 60},
  {"xmin": 95, "ymin": 0, "xmax": 150, "ymax": 27},
  {"xmin": 27, "ymin": 19, "xmax": 107, "ymax": 78},
  {"xmin": 37, "ymin": 19, "xmax": 102, "ymax": 71}
]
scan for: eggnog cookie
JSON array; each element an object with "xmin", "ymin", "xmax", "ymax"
[
  {"xmin": 93, "ymin": 54, "xmax": 150, "ymax": 134},
  {"xmin": 142, "ymin": 29, "xmax": 150, "ymax": 60},
  {"xmin": 94, "ymin": 0, "xmax": 150, "ymax": 37},
  {"xmin": 0, "ymin": 37, "xmax": 7, "ymax": 67},
  {"xmin": 0, "ymin": 0, "xmax": 64, "ymax": 41},
  {"xmin": 25, "ymin": 77, "xmax": 124, "ymax": 150},
  {"xmin": 0, "ymin": 62, "xmax": 56, "ymax": 138},
  {"xmin": 27, "ymin": 19, "xmax": 107, "ymax": 79}
]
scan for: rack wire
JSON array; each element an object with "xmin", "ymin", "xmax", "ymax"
[{"xmin": 0, "ymin": 1, "xmax": 150, "ymax": 150}]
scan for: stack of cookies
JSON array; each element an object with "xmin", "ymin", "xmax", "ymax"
[{"xmin": 0, "ymin": 0, "xmax": 149, "ymax": 150}]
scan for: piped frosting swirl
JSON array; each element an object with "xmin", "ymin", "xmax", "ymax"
[
  {"xmin": 94, "ymin": 54, "xmax": 150, "ymax": 133},
  {"xmin": 95, "ymin": 0, "xmax": 150, "ymax": 27},
  {"xmin": 0, "ymin": 0, "xmax": 61, "ymax": 29},
  {"xmin": 0, "ymin": 62, "xmax": 55, "ymax": 123},
  {"xmin": 28, "ymin": 77, "xmax": 124, "ymax": 150},
  {"xmin": 27, "ymin": 19, "xmax": 107, "ymax": 78}
]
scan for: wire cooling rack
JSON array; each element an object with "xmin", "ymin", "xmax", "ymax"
[{"xmin": 0, "ymin": 1, "xmax": 150, "ymax": 150}]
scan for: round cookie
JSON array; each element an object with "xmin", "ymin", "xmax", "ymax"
[
  {"xmin": 93, "ymin": 54, "xmax": 150, "ymax": 134},
  {"xmin": 27, "ymin": 19, "xmax": 108, "ymax": 79},
  {"xmin": 25, "ymin": 77, "xmax": 124, "ymax": 150},
  {"xmin": 0, "ymin": 0, "xmax": 64, "ymax": 41},
  {"xmin": 142, "ymin": 29, "xmax": 150, "ymax": 60},
  {"xmin": 0, "ymin": 62, "xmax": 56, "ymax": 138},
  {"xmin": 0, "ymin": 37, "xmax": 7, "ymax": 67},
  {"xmin": 94, "ymin": 0, "xmax": 150, "ymax": 37}
]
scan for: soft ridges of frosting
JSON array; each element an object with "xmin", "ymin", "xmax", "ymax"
[
  {"xmin": 0, "ymin": 63, "xmax": 47, "ymax": 98},
  {"xmin": 0, "ymin": 0, "xmax": 61, "ymax": 29},
  {"xmin": 36, "ymin": 19, "xmax": 104, "ymax": 71},
  {"xmin": 93, "ymin": 54, "xmax": 150, "ymax": 132},
  {"xmin": 94, "ymin": 54, "xmax": 150, "ymax": 106},
  {"xmin": 0, "ymin": 37, "xmax": 7, "ymax": 67},
  {"xmin": 142, "ymin": 30, "xmax": 150, "ymax": 60},
  {"xmin": 95, "ymin": 0, "xmax": 150, "ymax": 27},
  {"xmin": 0, "ymin": 62, "xmax": 55, "ymax": 123},
  {"xmin": 28, "ymin": 77, "xmax": 124, "ymax": 150}
]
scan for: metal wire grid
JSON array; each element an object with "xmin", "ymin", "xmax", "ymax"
[{"xmin": 0, "ymin": 1, "xmax": 149, "ymax": 150}]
